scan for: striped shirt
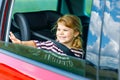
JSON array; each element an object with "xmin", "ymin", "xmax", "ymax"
[{"xmin": 34, "ymin": 40, "xmax": 84, "ymax": 58}]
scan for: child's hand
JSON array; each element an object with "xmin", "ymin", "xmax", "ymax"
[{"xmin": 9, "ymin": 32, "xmax": 21, "ymax": 44}]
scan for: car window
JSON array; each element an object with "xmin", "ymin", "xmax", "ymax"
[
  {"xmin": 99, "ymin": 1, "xmax": 120, "ymax": 80},
  {"xmin": 0, "ymin": 0, "xmax": 94, "ymax": 79},
  {"xmin": 10, "ymin": 0, "xmax": 93, "ymax": 58},
  {"xmin": 85, "ymin": 1, "xmax": 103, "ymax": 79}
]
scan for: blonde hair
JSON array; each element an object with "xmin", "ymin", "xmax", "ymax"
[{"xmin": 52, "ymin": 14, "xmax": 83, "ymax": 49}]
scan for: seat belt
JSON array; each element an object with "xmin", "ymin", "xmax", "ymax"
[{"xmin": 51, "ymin": 40, "xmax": 75, "ymax": 57}]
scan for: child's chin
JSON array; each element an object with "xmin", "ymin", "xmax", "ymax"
[{"xmin": 59, "ymin": 41, "xmax": 66, "ymax": 44}]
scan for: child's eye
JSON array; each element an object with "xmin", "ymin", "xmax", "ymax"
[
  {"xmin": 57, "ymin": 28, "xmax": 60, "ymax": 31},
  {"xmin": 64, "ymin": 29, "xmax": 68, "ymax": 31}
]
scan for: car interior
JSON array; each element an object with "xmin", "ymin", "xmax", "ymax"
[
  {"xmin": 10, "ymin": 0, "xmax": 91, "ymax": 59},
  {"xmin": 11, "ymin": 10, "xmax": 63, "ymax": 41}
]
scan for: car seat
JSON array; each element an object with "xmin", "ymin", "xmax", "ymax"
[{"xmin": 12, "ymin": 10, "xmax": 63, "ymax": 41}]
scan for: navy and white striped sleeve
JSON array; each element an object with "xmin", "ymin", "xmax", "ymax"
[
  {"xmin": 71, "ymin": 49, "xmax": 84, "ymax": 58},
  {"xmin": 33, "ymin": 40, "xmax": 66, "ymax": 55}
]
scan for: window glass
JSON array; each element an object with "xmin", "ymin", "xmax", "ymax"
[
  {"xmin": 12, "ymin": 0, "xmax": 58, "ymax": 16},
  {"xmin": 99, "ymin": 0, "xmax": 120, "ymax": 80},
  {"xmin": 100, "ymin": 0, "xmax": 120, "ymax": 70},
  {"xmin": 85, "ymin": 0, "xmax": 105, "ymax": 79},
  {"xmin": 86, "ymin": 0, "xmax": 120, "ymax": 79},
  {"xmin": 86, "ymin": 0, "xmax": 104, "ymax": 67}
]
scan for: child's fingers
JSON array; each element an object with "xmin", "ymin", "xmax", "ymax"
[
  {"xmin": 10, "ymin": 32, "xmax": 16, "ymax": 38},
  {"xmin": 10, "ymin": 32, "xmax": 14, "ymax": 36}
]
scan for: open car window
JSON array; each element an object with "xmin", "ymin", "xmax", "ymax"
[{"xmin": 10, "ymin": 0, "xmax": 92, "ymax": 58}]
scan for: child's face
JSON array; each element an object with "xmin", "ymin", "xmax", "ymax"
[{"xmin": 56, "ymin": 22, "xmax": 79, "ymax": 45}]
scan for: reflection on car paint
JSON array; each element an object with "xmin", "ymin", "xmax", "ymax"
[
  {"xmin": 86, "ymin": 0, "xmax": 120, "ymax": 79},
  {"xmin": 87, "ymin": 0, "xmax": 120, "ymax": 69}
]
